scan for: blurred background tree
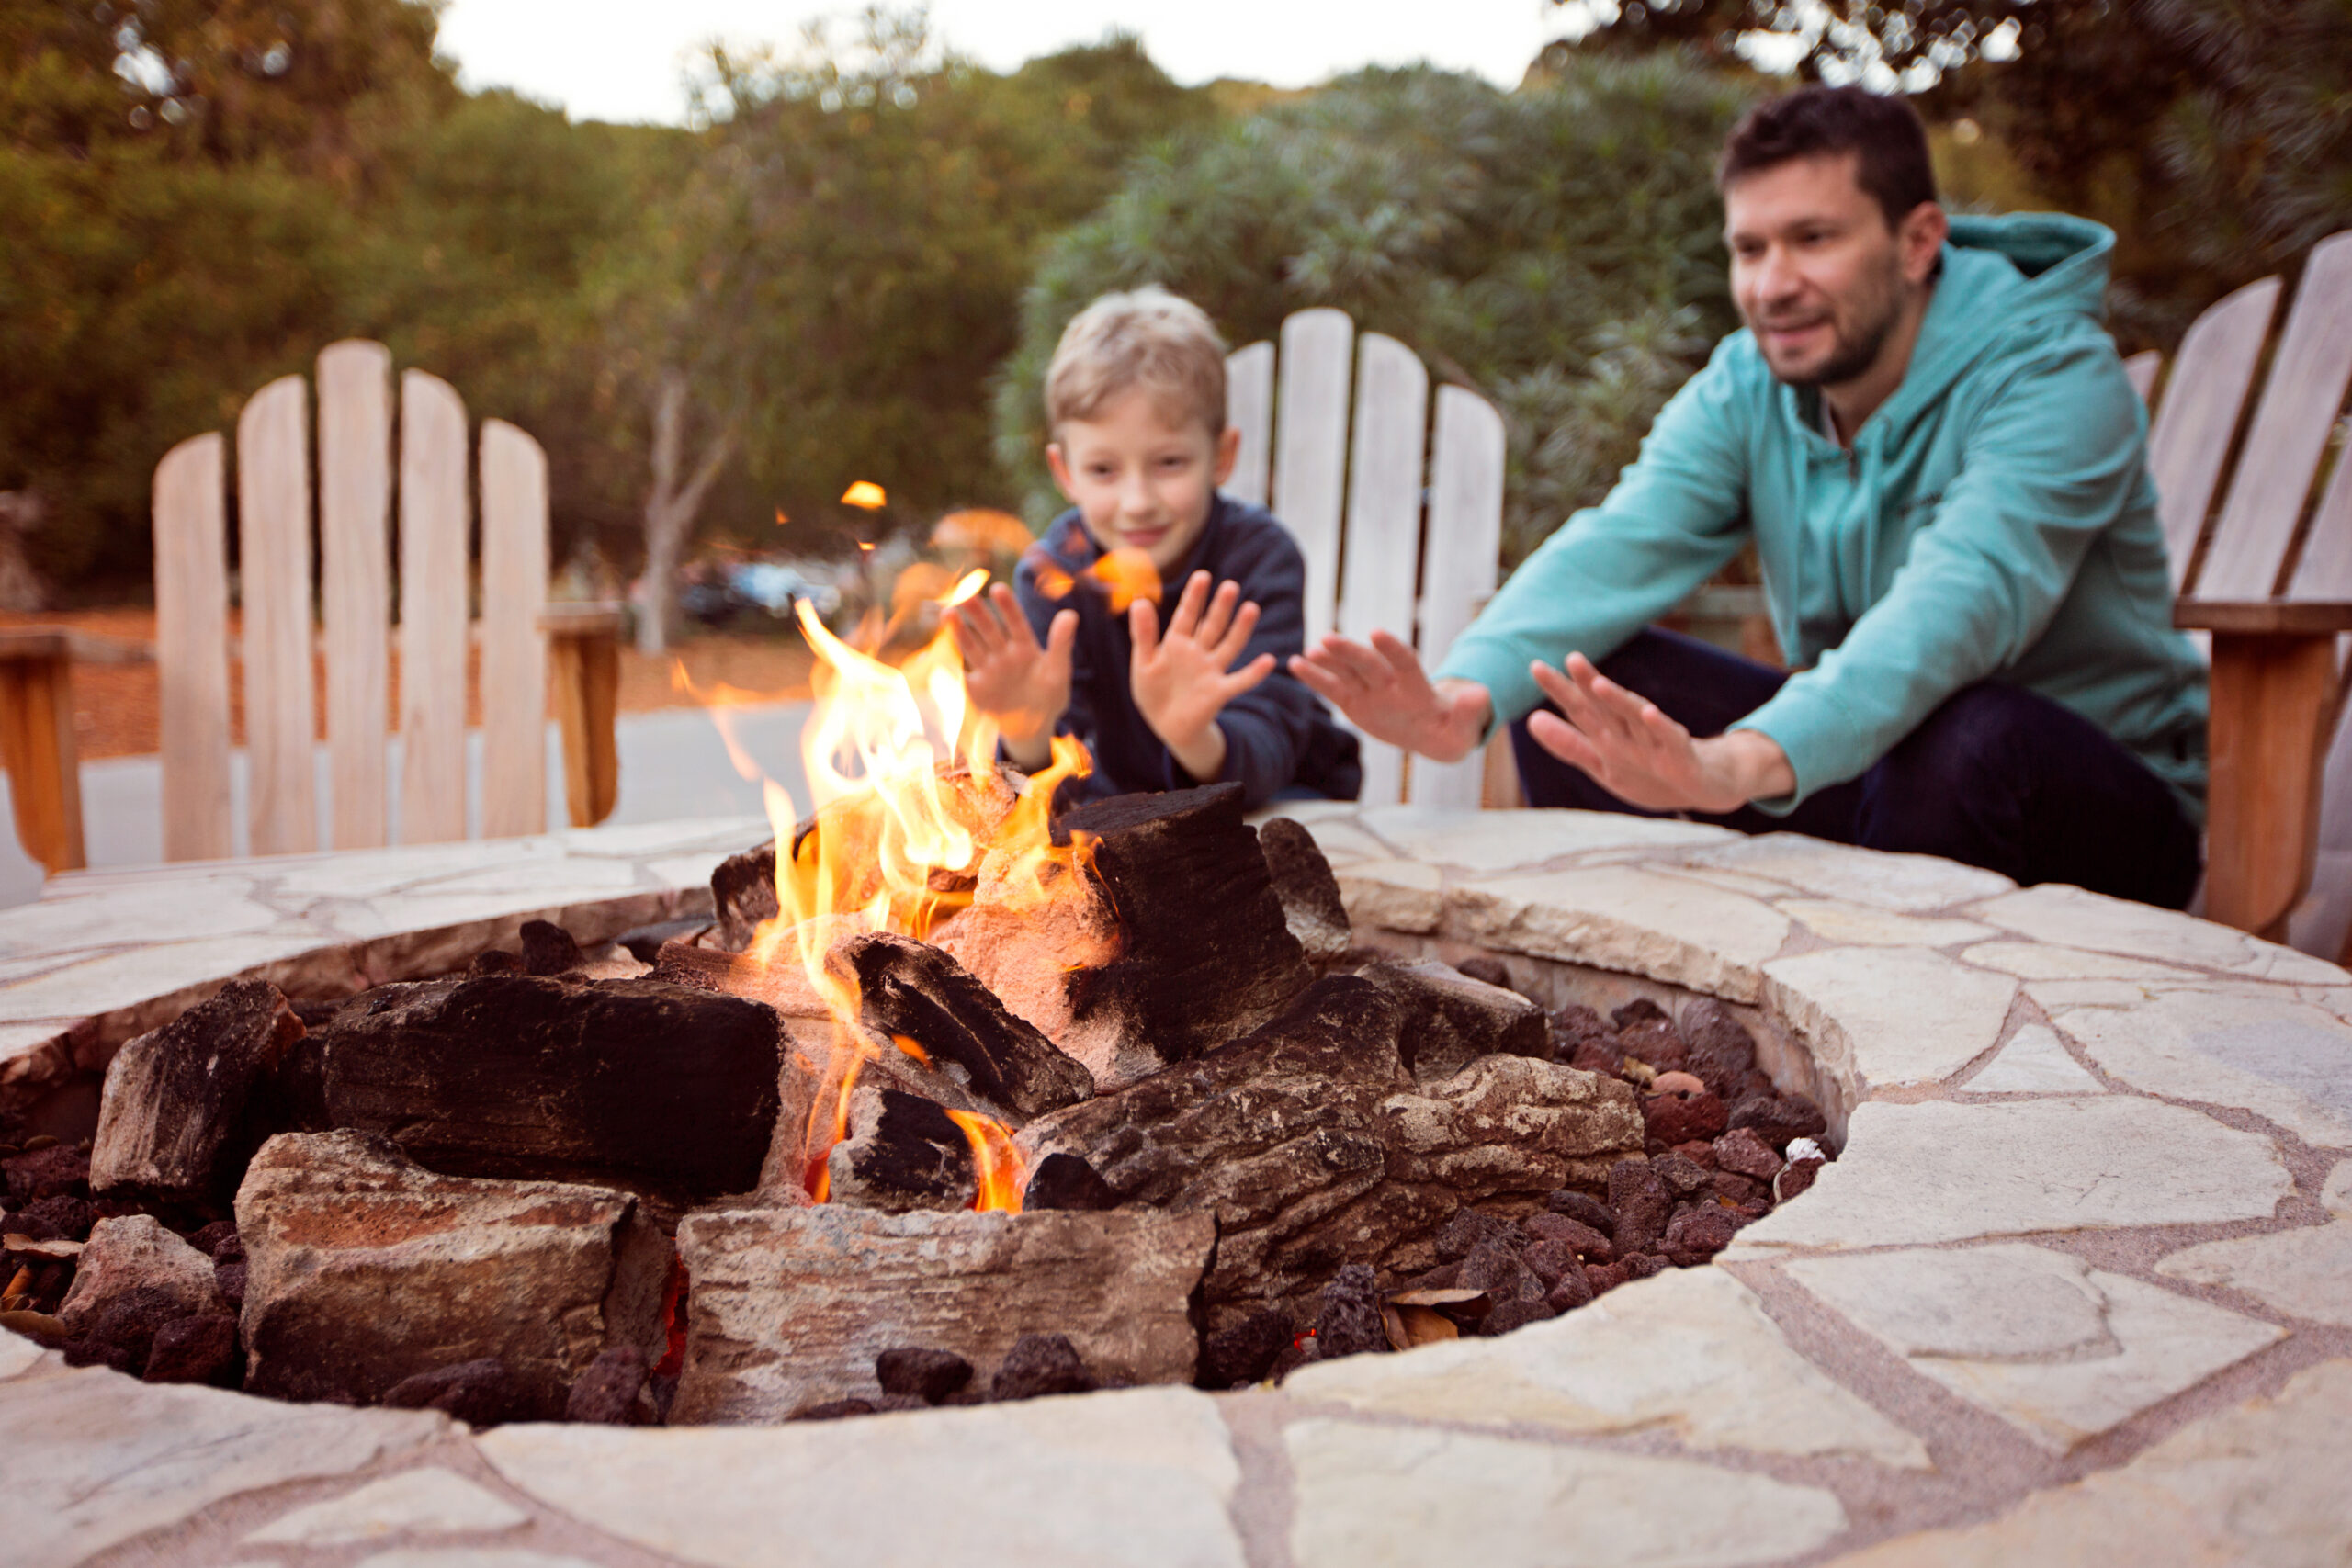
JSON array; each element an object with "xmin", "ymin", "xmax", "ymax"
[{"xmin": 993, "ymin": 58, "xmax": 1758, "ymax": 567}]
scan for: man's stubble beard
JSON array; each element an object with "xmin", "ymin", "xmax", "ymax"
[{"xmin": 1749, "ymin": 254, "xmax": 1906, "ymax": 391}]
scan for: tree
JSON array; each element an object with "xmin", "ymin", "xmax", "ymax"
[
  {"xmin": 997, "ymin": 58, "xmax": 1759, "ymax": 567},
  {"xmin": 1544, "ymin": 0, "xmax": 2352, "ymax": 344}
]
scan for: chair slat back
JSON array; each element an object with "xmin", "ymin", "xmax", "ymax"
[
  {"xmin": 1271, "ymin": 310, "xmax": 1354, "ymax": 647},
  {"xmin": 2196, "ymin": 233, "xmax": 2352, "ymax": 598},
  {"xmin": 397, "ymin": 369, "xmax": 472, "ymax": 847},
  {"xmin": 1337, "ymin": 333, "xmax": 1431, "ymax": 807},
  {"xmin": 479, "ymin": 419, "xmax": 549, "ymax": 838},
  {"xmin": 1413, "ymin": 386, "xmax": 1509, "ymax": 810},
  {"xmin": 2149, "ymin": 277, "xmax": 2280, "ymax": 593},
  {"xmin": 317, "ymin": 339, "xmax": 392, "ymax": 850},
  {"xmin": 1224, "ymin": 340, "xmax": 1275, "ymax": 508},
  {"xmin": 237, "ymin": 376, "xmax": 317, "ymax": 857},
  {"xmin": 1232, "ymin": 310, "xmax": 1510, "ymax": 807},
  {"xmin": 153, "ymin": 434, "xmax": 232, "ymax": 863}
]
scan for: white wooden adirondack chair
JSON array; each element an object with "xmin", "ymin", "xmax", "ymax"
[
  {"xmin": 145, "ymin": 339, "xmax": 622, "ymax": 862},
  {"xmin": 2122, "ymin": 230, "xmax": 2352, "ymax": 958},
  {"xmin": 1225, "ymin": 309, "xmax": 1510, "ymax": 810}
]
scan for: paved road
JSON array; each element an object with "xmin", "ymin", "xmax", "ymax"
[{"xmin": 0, "ymin": 701, "xmax": 814, "ymax": 906}]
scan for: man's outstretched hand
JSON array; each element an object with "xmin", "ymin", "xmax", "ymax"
[
  {"xmin": 1526, "ymin": 652, "xmax": 1793, "ymax": 813},
  {"xmin": 1288, "ymin": 630, "xmax": 1490, "ymax": 763}
]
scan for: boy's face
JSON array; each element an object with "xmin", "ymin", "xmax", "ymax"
[{"xmin": 1046, "ymin": 388, "xmax": 1241, "ymax": 577}]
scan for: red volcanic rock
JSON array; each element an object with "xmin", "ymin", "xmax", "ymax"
[
  {"xmin": 1643, "ymin": 1089, "xmax": 1729, "ymax": 1147},
  {"xmin": 1713, "ymin": 1126, "xmax": 1785, "ymax": 1180}
]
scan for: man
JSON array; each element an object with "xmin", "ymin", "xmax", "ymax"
[{"xmin": 1291, "ymin": 85, "xmax": 2207, "ymax": 907}]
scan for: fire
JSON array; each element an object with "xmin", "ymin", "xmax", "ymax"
[
  {"xmin": 947, "ymin": 1110, "xmax": 1025, "ymax": 1213},
  {"xmin": 841, "ymin": 480, "xmax": 888, "ymax": 510},
  {"xmin": 692, "ymin": 547, "xmax": 1102, "ymax": 1214},
  {"xmin": 1022, "ymin": 545, "xmax": 1162, "ymax": 613}
]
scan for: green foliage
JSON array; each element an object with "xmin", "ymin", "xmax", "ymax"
[
  {"xmin": 995, "ymin": 57, "xmax": 1758, "ymax": 567},
  {"xmin": 669, "ymin": 17, "xmax": 1219, "ymax": 556}
]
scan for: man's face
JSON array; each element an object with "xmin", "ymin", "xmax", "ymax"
[
  {"xmin": 1046, "ymin": 388, "xmax": 1240, "ymax": 576},
  {"xmin": 1724, "ymin": 152, "xmax": 1939, "ymax": 389}
]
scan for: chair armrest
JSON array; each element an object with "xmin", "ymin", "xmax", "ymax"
[{"xmin": 2174, "ymin": 599, "xmax": 2352, "ymax": 634}]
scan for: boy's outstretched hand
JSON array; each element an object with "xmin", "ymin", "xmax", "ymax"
[
  {"xmin": 1290, "ymin": 630, "xmax": 1490, "ymax": 763},
  {"xmin": 1130, "ymin": 570, "xmax": 1276, "ymax": 784},
  {"xmin": 951, "ymin": 583, "xmax": 1075, "ymax": 769}
]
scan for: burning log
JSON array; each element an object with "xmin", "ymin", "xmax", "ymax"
[
  {"xmin": 653, "ymin": 937, "xmax": 830, "ymax": 1019},
  {"xmin": 823, "ymin": 1087, "xmax": 978, "ymax": 1213},
  {"xmin": 944, "ymin": 784, "xmax": 1310, "ymax": 1089},
  {"xmin": 288, "ymin": 975, "xmax": 783, "ymax": 1202},
  {"xmin": 1016, "ymin": 974, "xmax": 1645, "ymax": 1337},
  {"xmin": 668, "ymin": 1204, "xmax": 1214, "ymax": 1423},
  {"xmin": 89, "ymin": 979, "xmax": 305, "ymax": 1207},
  {"xmin": 832, "ymin": 932, "xmax": 1092, "ymax": 1118}
]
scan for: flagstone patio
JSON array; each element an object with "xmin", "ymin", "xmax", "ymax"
[{"xmin": 4, "ymin": 806, "xmax": 2347, "ymax": 1568}]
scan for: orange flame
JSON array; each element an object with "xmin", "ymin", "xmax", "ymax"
[
  {"xmin": 687, "ymin": 552, "xmax": 1104, "ymax": 1206},
  {"xmin": 842, "ymin": 480, "xmax": 888, "ymax": 510},
  {"xmin": 947, "ymin": 1109, "xmax": 1025, "ymax": 1213},
  {"xmin": 1088, "ymin": 548, "xmax": 1162, "ymax": 612}
]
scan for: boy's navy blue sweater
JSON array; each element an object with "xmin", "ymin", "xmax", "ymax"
[{"xmin": 1012, "ymin": 493, "xmax": 1362, "ymax": 809}]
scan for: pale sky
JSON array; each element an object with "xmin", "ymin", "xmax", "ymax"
[{"xmin": 434, "ymin": 2, "xmax": 1578, "ymax": 125}]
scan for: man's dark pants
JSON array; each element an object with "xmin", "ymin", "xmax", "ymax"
[{"xmin": 1508, "ymin": 628, "xmax": 2204, "ymax": 909}]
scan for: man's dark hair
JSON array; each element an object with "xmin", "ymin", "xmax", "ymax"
[{"xmin": 1717, "ymin": 85, "xmax": 1939, "ymax": 231}]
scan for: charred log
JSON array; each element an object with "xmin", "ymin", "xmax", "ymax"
[
  {"xmin": 833, "ymin": 932, "xmax": 1091, "ymax": 1118},
  {"xmin": 89, "ymin": 979, "xmax": 305, "ymax": 1208},
  {"xmin": 1257, "ymin": 817, "xmax": 1351, "ymax": 962},
  {"xmin": 824, "ymin": 1088, "xmax": 978, "ymax": 1213},
  {"xmin": 297, "ymin": 976, "xmax": 782, "ymax": 1201},
  {"xmin": 1357, "ymin": 959, "xmax": 1550, "ymax": 1082}
]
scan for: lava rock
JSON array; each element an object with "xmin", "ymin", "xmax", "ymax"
[
  {"xmin": 990, "ymin": 1333, "xmax": 1096, "ymax": 1401},
  {"xmin": 1312, "ymin": 1264, "xmax": 1388, "ymax": 1360},
  {"xmin": 1453, "ymin": 954, "xmax": 1513, "ymax": 990},
  {"xmin": 1522, "ymin": 1238, "xmax": 1582, "ymax": 1289},
  {"xmin": 1662, "ymin": 1205, "xmax": 1741, "ymax": 1266},
  {"xmin": 1670, "ymin": 1139, "xmax": 1719, "ymax": 1169},
  {"xmin": 78, "ymin": 1286, "xmax": 188, "ymax": 1375},
  {"xmin": 1479, "ymin": 1297, "xmax": 1556, "ymax": 1337},
  {"xmin": 1545, "ymin": 1267, "xmax": 1595, "ymax": 1314},
  {"xmin": 213, "ymin": 1258, "xmax": 247, "ymax": 1309},
  {"xmin": 1199, "ymin": 1307, "xmax": 1294, "ymax": 1389},
  {"xmin": 1521, "ymin": 1213, "xmax": 1613, "ymax": 1262},
  {"xmin": 1678, "ymin": 998, "xmax": 1760, "ymax": 1098},
  {"xmin": 1778, "ymin": 1151, "xmax": 1827, "ymax": 1201},
  {"xmin": 5, "ymin": 1143, "xmax": 90, "ymax": 1206},
  {"xmin": 1023, "ymin": 1152, "xmax": 1120, "ymax": 1213},
  {"xmin": 1545, "ymin": 1189, "xmax": 1617, "ymax": 1233},
  {"xmin": 566, "ymin": 1345, "xmax": 653, "ymax": 1425},
  {"xmin": 143, "ymin": 1313, "xmax": 239, "ymax": 1386},
  {"xmin": 1607, "ymin": 1159, "xmax": 1673, "ymax": 1256},
  {"xmin": 186, "ymin": 1220, "xmax": 239, "ymax": 1258},
  {"xmin": 1584, "ymin": 1259, "xmax": 1632, "ymax": 1296},
  {"xmin": 1619, "ymin": 1016, "xmax": 1689, "ymax": 1074},
  {"xmin": 1624, "ymin": 1252, "xmax": 1670, "ymax": 1280},
  {"xmin": 1642, "ymin": 1089, "xmax": 1729, "ymax": 1148},
  {"xmin": 1650, "ymin": 1070, "xmax": 1707, "ymax": 1096},
  {"xmin": 519, "ymin": 920, "xmax": 585, "ymax": 976},
  {"xmin": 383, "ymin": 1359, "xmax": 529, "ymax": 1427},
  {"xmin": 1611, "ymin": 998, "xmax": 1669, "ymax": 1031},
  {"xmin": 1435, "ymin": 1207, "xmax": 1522, "ymax": 1262},
  {"xmin": 876, "ymin": 1347, "xmax": 974, "ymax": 1404},
  {"xmin": 1729, "ymin": 1092, "xmax": 1828, "ymax": 1151},
  {"xmin": 1650, "ymin": 1150, "xmax": 1713, "ymax": 1198},
  {"xmin": 1459, "ymin": 1241, "xmax": 1545, "ymax": 1304},
  {"xmin": 1711, "ymin": 1170, "xmax": 1766, "ymax": 1204},
  {"xmin": 1713, "ymin": 1127, "xmax": 1784, "ymax": 1181},
  {"xmin": 13, "ymin": 1194, "xmax": 96, "ymax": 1242}
]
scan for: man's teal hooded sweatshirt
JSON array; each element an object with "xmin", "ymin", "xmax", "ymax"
[{"xmin": 1436, "ymin": 213, "xmax": 2210, "ymax": 818}]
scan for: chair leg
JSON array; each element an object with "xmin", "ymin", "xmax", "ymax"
[
  {"xmin": 0, "ymin": 635, "xmax": 85, "ymax": 876},
  {"xmin": 2204, "ymin": 631, "xmax": 2335, "ymax": 941},
  {"xmin": 548, "ymin": 626, "xmax": 620, "ymax": 829}
]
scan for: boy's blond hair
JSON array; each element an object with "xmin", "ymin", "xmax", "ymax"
[{"xmin": 1045, "ymin": 287, "xmax": 1227, "ymax": 436}]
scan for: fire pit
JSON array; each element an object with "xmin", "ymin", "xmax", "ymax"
[{"xmin": 4, "ymin": 796, "xmax": 2348, "ymax": 1566}]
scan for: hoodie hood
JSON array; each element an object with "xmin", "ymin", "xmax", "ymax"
[{"xmin": 1872, "ymin": 212, "xmax": 2116, "ymax": 434}]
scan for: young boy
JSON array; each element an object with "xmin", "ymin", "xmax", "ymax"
[{"xmin": 951, "ymin": 288, "xmax": 1361, "ymax": 807}]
